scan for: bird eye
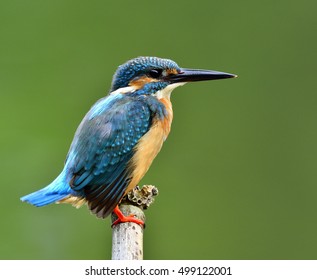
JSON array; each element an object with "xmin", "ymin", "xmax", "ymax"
[{"xmin": 148, "ymin": 69, "xmax": 162, "ymax": 78}]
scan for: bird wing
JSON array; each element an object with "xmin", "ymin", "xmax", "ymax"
[{"xmin": 66, "ymin": 93, "xmax": 152, "ymax": 218}]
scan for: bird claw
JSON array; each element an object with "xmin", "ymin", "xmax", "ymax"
[
  {"xmin": 112, "ymin": 214, "xmax": 144, "ymax": 227},
  {"xmin": 112, "ymin": 205, "xmax": 144, "ymax": 227}
]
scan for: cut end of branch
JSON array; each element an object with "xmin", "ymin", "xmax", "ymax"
[{"xmin": 121, "ymin": 185, "xmax": 159, "ymax": 210}]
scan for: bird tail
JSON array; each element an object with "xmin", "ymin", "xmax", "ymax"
[{"xmin": 20, "ymin": 168, "xmax": 73, "ymax": 207}]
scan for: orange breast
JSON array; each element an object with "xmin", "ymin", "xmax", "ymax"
[{"xmin": 124, "ymin": 97, "xmax": 173, "ymax": 194}]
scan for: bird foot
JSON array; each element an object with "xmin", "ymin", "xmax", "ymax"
[{"xmin": 111, "ymin": 205, "xmax": 144, "ymax": 227}]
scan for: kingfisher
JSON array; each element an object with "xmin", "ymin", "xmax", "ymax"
[{"xmin": 21, "ymin": 56, "xmax": 236, "ymax": 226}]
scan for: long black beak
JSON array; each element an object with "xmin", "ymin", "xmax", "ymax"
[{"xmin": 168, "ymin": 68, "xmax": 237, "ymax": 83}]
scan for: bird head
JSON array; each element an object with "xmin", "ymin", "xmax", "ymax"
[{"xmin": 110, "ymin": 56, "xmax": 236, "ymax": 97}]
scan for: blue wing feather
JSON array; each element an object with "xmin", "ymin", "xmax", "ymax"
[
  {"xmin": 65, "ymin": 92, "xmax": 152, "ymax": 217},
  {"xmin": 21, "ymin": 90, "xmax": 167, "ymax": 219}
]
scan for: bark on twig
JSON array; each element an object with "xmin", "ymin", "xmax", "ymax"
[{"xmin": 111, "ymin": 185, "xmax": 158, "ymax": 260}]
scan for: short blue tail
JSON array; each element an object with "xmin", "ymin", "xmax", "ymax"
[{"xmin": 21, "ymin": 168, "xmax": 72, "ymax": 207}]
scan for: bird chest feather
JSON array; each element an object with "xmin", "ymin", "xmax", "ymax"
[{"xmin": 124, "ymin": 97, "xmax": 173, "ymax": 195}]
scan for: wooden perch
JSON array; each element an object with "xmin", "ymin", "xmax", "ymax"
[{"xmin": 111, "ymin": 185, "xmax": 158, "ymax": 260}]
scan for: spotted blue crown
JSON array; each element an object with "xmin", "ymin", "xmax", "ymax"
[{"xmin": 110, "ymin": 56, "xmax": 181, "ymax": 92}]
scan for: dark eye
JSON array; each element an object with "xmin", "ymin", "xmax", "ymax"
[{"xmin": 148, "ymin": 69, "xmax": 162, "ymax": 78}]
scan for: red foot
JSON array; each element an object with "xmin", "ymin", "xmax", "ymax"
[{"xmin": 112, "ymin": 205, "xmax": 144, "ymax": 227}]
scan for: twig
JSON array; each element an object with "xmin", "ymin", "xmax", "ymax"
[{"xmin": 111, "ymin": 185, "xmax": 158, "ymax": 260}]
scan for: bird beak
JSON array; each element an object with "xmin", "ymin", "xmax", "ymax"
[{"xmin": 168, "ymin": 68, "xmax": 237, "ymax": 83}]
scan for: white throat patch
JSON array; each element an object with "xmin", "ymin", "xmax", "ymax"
[
  {"xmin": 155, "ymin": 82, "xmax": 186, "ymax": 99},
  {"xmin": 110, "ymin": 86, "xmax": 135, "ymax": 95}
]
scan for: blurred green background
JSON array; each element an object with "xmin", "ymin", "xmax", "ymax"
[{"xmin": 1, "ymin": 0, "xmax": 317, "ymax": 260}]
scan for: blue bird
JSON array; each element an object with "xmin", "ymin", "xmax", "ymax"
[{"xmin": 21, "ymin": 56, "xmax": 236, "ymax": 226}]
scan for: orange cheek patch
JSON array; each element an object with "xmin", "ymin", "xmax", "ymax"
[
  {"xmin": 129, "ymin": 76, "xmax": 158, "ymax": 90},
  {"xmin": 166, "ymin": 68, "xmax": 179, "ymax": 75}
]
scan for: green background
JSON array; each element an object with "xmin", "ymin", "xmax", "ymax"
[{"xmin": 1, "ymin": 0, "xmax": 317, "ymax": 260}]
